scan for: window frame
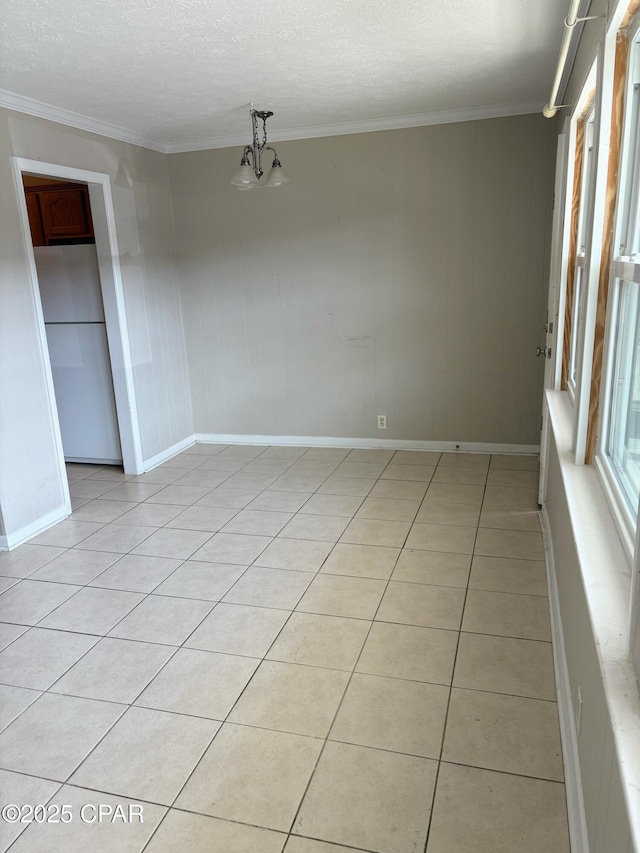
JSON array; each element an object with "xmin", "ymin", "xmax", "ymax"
[
  {"xmin": 561, "ymin": 64, "xmax": 597, "ymax": 407},
  {"xmin": 568, "ymin": 111, "xmax": 597, "ymax": 401},
  {"xmin": 596, "ymin": 11, "xmax": 640, "ymax": 572}
]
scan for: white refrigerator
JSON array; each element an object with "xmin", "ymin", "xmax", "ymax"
[{"xmin": 35, "ymin": 245, "xmax": 122, "ymax": 465}]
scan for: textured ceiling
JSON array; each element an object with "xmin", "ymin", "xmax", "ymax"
[{"xmin": 0, "ymin": 0, "xmax": 566, "ymax": 151}]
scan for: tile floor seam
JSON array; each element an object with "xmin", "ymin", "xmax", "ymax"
[
  {"xmin": 24, "ymin": 559, "xmax": 214, "ymax": 645},
  {"xmin": 231, "ymin": 506, "xmax": 374, "ymax": 672},
  {"xmin": 0, "ymin": 628, "xmax": 103, "ymax": 696},
  {"xmin": 437, "ymin": 758, "xmax": 566, "ymax": 786},
  {"xmin": 137, "ymin": 806, "xmax": 292, "ymax": 852},
  {"xmin": 106, "ymin": 593, "xmax": 217, "ymax": 648},
  {"xmin": 48, "ymin": 640, "xmax": 183, "ymax": 709},
  {"xmin": 7, "ymin": 554, "xmax": 184, "ymax": 593},
  {"xmin": 32, "ymin": 519, "xmax": 110, "ymax": 549},
  {"xmin": 323, "ymin": 736, "xmax": 445, "ymax": 764},
  {"xmin": 421, "ymin": 457, "xmax": 489, "ymax": 853},
  {"xmin": 3, "ymin": 581, "xmax": 86, "ymax": 629},
  {"xmin": 283, "ymin": 832, "xmax": 381, "ymax": 853},
  {"xmin": 203, "ymin": 540, "xmax": 347, "ymax": 696},
  {"xmin": 0, "ymin": 777, "xmax": 64, "ymax": 850},
  {"xmin": 154, "ymin": 523, "xmax": 353, "ymax": 817},
  {"xmin": 283, "ymin": 528, "xmax": 408, "ymax": 839},
  {"xmin": 447, "ymin": 683, "xmax": 560, "ymax": 704},
  {"xmin": 61, "ymin": 708, "xmax": 221, "ymax": 809},
  {"xmin": 48, "ymin": 699, "xmax": 130, "ymax": 787}
]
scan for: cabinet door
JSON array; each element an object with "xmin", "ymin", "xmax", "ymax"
[
  {"xmin": 25, "ymin": 192, "xmax": 45, "ymax": 246},
  {"xmin": 39, "ymin": 188, "xmax": 93, "ymax": 241}
]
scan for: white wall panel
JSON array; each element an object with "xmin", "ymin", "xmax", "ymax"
[
  {"xmin": 0, "ymin": 114, "xmax": 68, "ymax": 541},
  {"xmin": 544, "ymin": 414, "xmax": 635, "ymax": 850},
  {"xmin": 171, "ymin": 114, "xmax": 554, "ymax": 444}
]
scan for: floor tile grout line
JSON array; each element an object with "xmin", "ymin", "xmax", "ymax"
[
  {"xmin": 432, "ymin": 757, "xmax": 567, "ymax": 785},
  {"xmin": 252, "ymin": 490, "xmax": 383, "ymax": 645},
  {"xmin": 59, "ymin": 702, "xmax": 221, "ymax": 814},
  {"xmin": 282, "ymin": 832, "xmax": 380, "ymax": 853},
  {"xmin": 27, "ymin": 542, "xmax": 223, "ymax": 649},
  {"xmin": 1, "ymin": 777, "xmax": 64, "ymax": 851},
  {"xmin": 0, "ymin": 626, "xmax": 102, "ymax": 702},
  {"xmin": 0, "ymin": 613, "xmax": 553, "ymax": 644},
  {"xmin": 189, "ymin": 526, "xmax": 353, "ymax": 732},
  {"xmin": 147, "ymin": 464, "xmax": 359, "ymax": 824},
  {"xmin": 5, "ymin": 534, "xmax": 548, "ymax": 633},
  {"xmin": 1, "ymin": 533, "xmax": 551, "ymax": 588},
  {"xmin": 52, "ymin": 696, "xmax": 131, "ymax": 790},
  {"xmin": 1, "ymin": 515, "xmax": 550, "ymax": 645},
  {"xmin": 433, "ymin": 683, "xmax": 560, "ymax": 704},
  {"xmin": 0, "ymin": 687, "xmax": 42, "ymax": 737},
  {"xmin": 421, "ymin": 457, "xmax": 490, "ymax": 853},
  {"xmin": 53, "ymin": 628, "xmax": 184, "ymax": 708},
  {"xmin": 102, "ymin": 581, "xmax": 219, "ymax": 649},
  {"xmin": 143, "ymin": 454, "xmax": 394, "ymax": 840},
  {"xmin": 283, "ymin": 486, "xmax": 411, "ymax": 840}
]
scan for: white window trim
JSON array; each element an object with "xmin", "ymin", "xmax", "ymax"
[
  {"xmin": 552, "ymin": 118, "xmax": 576, "ymax": 393},
  {"xmin": 619, "ymin": 42, "xmax": 640, "ymax": 260},
  {"xmin": 595, "ymin": 10, "xmax": 640, "ymax": 663},
  {"xmin": 594, "ymin": 453, "xmax": 635, "ymax": 562},
  {"xmin": 568, "ymin": 114, "xmax": 596, "ymax": 403},
  {"xmin": 597, "ymin": 16, "xmax": 640, "ymax": 480},
  {"xmin": 545, "ymin": 390, "xmax": 640, "ymax": 849},
  {"xmin": 567, "ymin": 259, "xmax": 586, "ymax": 401},
  {"xmin": 572, "ymin": 39, "xmax": 617, "ymax": 464},
  {"xmin": 564, "ymin": 66, "xmax": 598, "ymax": 409}
]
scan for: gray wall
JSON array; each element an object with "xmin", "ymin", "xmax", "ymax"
[
  {"xmin": 0, "ymin": 108, "xmax": 193, "ymax": 541},
  {"xmin": 170, "ymin": 114, "xmax": 555, "ymax": 445}
]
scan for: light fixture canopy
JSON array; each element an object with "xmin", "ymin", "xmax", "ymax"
[{"xmin": 231, "ymin": 107, "xmax": 290, "ymax": 190}]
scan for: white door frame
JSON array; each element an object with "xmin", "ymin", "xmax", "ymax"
[
  {"xmin": 539, "ymin": 120, "xmax": 571, "ymax": 505},
  {"xmin": 11, "ymin": 157, "xmax": 144, "ymax": 476}
]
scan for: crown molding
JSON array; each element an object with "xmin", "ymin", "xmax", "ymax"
[
  {"xmin": 0, "ymin": 89, "xmax": 544, "ymax": 155},
  {"xmin": 164, "ymin": 101, "xmax": 545, "ymax": 153},
  {"xmin": 0, "ymin": 89, "xmax": 167, "ymax": 153}
]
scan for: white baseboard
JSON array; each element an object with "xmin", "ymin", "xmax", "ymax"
[
  {"xmin": 142, "ymin": 435, "xmax": 197, "ymax": 472},
  {"xmin": 193, "ymin": 433, "xmax": 540, "ymax": 455},
  {"xmin": 541, "ymin": 505, "xmax": 589, "ymax": 853},
  {"xmin": 0, "ymin": 504, "xmax": 71, "ymax": 551}
]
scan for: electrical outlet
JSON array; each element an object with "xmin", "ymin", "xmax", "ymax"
[
  {"xmin": 576, "ymin": 686, "xmax": 583, "ymax": 735},
  {"xmin": 377, "ymin": 415, "xmax": 387, "ymax": 429}
]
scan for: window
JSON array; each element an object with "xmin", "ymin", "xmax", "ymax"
[
  {"xmin": 608, "ymin": 278, "xmax": 640, "ymax": 509},
  {"xmin": 602, "ymin": 33, "xmax": 640, "ymax": 518}
]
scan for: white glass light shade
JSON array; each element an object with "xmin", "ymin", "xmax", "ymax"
[
  {"xmin": 264, "ymin": 162, "xmax": 291, "ymax": 187},
  {"xmin": 231, "ymin": 164, "xmax": 259, "ymax": 188}
]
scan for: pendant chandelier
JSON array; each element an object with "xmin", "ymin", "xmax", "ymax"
[{"xmin": 230, "ymin": 107, "xmax": 290, "ymax": 190}]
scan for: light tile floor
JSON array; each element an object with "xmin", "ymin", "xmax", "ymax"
[{"xmin": 0, "ymin": 445, "xmax": 571, "ymax": 853}]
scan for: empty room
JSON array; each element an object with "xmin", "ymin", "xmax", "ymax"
[{"xmin": 0, "ymin": 0, "xmax": 639, "ymax": 850}]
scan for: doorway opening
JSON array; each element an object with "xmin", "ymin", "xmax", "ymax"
[
  {"xmin": 11, "ymin": 158, "xmax": 143, "ymax": 523},
  {"xmin": 23, "ymin": 174, "xmax": 123, "ymax": 472}
]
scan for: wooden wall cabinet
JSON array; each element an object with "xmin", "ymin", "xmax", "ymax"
[{"xmin": 25, "ymin": 183, "xmax": 94, "ymax": 246}]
